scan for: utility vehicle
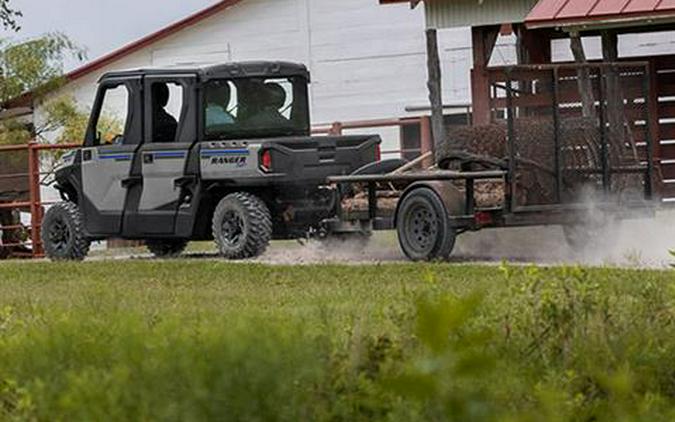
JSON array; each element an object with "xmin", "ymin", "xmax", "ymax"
[{"xmin": 44, "ymin": 62, "xmax": 381, "ymax": 260}]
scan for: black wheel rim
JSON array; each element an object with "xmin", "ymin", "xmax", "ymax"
[
  {"xmin": 404, "ymin": 203, "xmax": 438, "ymax": 254},
  {"xmin": 48, "ymin": 217, "xmax": 71, "ymax": 253},
  {"xmin": 221, "ymin": 210, "xmax": 245, "ymax": 247}
]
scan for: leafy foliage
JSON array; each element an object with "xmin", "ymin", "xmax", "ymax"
[
  {"xmin": 0, "ymin": 33, "xmax": 86, "ymax": 147},
  {"xmin": 0, "ymin": 0, "xmax": 21, "ymax": 32},
  {"xmin": 38, "ymin": 96, "xmax": 121, "ymax": 144},
  {"xmin": 0, "ymin": 261, "xmax": 674, "ymax": 421},
  {"xmin": 0, "ymin": 33, "xmax": 85, "ymax": 104}
]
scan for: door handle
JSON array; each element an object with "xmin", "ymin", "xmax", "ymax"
[{"xmin": 121, "ymin": 176, "xmax": 142, "ymax": 188}]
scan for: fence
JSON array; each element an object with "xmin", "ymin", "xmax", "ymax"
[
  {"xmin": 0, "ymin": 116, "xmax": 434, "ymax": 259},
  {"xmin": 312, "ymin": 115, "xmax": 433, "ymax": 162},
  {"xmin": 486, "ymin": 62, "xmax": 654, "ymax": 209},
  {"xmin": 0, "ymin": 142, "xmax": 79, "ymax": 258}
]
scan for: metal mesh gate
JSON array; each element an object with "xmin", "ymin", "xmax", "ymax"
[{"xmin": 489, "ymin": 62, "xmax": 654, "ymax": 210}]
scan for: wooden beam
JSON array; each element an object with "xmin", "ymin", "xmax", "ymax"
[
  {"xmin": 601, "ymin": 30, "xmax": 632, "ymax": 159},
  {"xmin": 570, "ymin": 32, "xmax": 595, "ymax": 118},
  {"xmin": 515, "ymin": 25, "xmax": 552, "ymax": 65},
  {"xmin": 426, "ymin": 28, "xmax": 446, "ymax": 152},
  {"xmin": 471, "ymin": 25, "xmax": 500, "ymax": 126}
]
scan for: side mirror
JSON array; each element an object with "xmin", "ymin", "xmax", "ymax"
[{"xmin": 95, "ymin": 131, "xmax": 102, "ymax": 145}]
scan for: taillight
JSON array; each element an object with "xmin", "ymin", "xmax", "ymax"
[
  {"xmin": 260, "ymin": 149, "xmax": 272, "ymax": 172},
  {"xmin": 375, "ymin": 143, "xmax": 381, "ymax": 162}
]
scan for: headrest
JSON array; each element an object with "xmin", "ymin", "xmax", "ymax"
[{"xmin": 265, "ymin": 83, "xmax": 286, "ymax": 109}]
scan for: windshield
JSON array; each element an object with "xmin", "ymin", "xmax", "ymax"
[{"xmin": 203, "ymin": 76, "xmax": 309, "ymax": 140}]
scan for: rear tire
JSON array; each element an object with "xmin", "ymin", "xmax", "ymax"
[
  {"xmin": 146, "ymin": 239, "xmax": 188, "ymax": 258},
  {"xmin": 212, "ymin": 192, "xmax": 272, "ymax": 260},
  {"xmin": 396, "ymin": 188, "xmax": 456, "ymax": 261},
  {"xmin": 42, "ymin": 202, "xmax": 91, "ymax": 261}
]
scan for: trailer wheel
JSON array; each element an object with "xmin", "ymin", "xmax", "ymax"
[
  {"xmin": 146, "ymin": 239, "xmax": 188, "ymax": 258},
  {"xmin": 42, "ymin": 202, "xmax": 91, "ymax": 261},
  {"xmin": 212, "ymin": 192, "xmax": 272, "ymax": 260},
  {"xmin": 396, "ymin": 187, "xmax": 456, "ymax": 261}
]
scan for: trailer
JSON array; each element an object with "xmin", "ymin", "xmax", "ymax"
[{"xmin": 323, "ymin": 62, "xmax": 659, "ymax": 261}]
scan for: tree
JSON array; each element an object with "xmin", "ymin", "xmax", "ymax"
[
  {"xmin": 37, "ymin": 96, "xmax": 121, "ymax": 145},
  {"xmin": 0, "ymin": 0, "xmax": 22, "ymax": 32},
  {"xmin": 0, "ymin": 33, "xmax": 86, "ymax": 146}
]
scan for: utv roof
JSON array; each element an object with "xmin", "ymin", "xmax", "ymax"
[{"xmin": 99, "ymin": 61, "xmax": 310, "ymax": 82}]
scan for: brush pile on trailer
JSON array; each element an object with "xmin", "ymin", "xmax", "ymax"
[
  {"xmin": 431, "ymin": 62, "xmax": 651, "ymax": 209},
  {"xmin": 435, "ymin": 116, "xmax": 644, "ymax": 208}
]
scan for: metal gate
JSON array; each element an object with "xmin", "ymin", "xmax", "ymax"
[{"xmin": 488, "ymin": 62, "xmax": 654, "ymax": 211}]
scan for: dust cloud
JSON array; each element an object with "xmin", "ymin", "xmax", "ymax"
[
  {"xmin": 253, "ymin": 211, "xmax": 675, "ymax": 269},
  {"xmin": 453, "ymin": 211, "xmax": 675, "ymax": 269}
]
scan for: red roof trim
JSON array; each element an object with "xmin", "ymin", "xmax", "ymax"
[
  {"xmin": 526, "ymin": 0, "xmax": 675, "ymax": 28},
  {"xmin": 67, "ymin": 0, "xmax": 244, "ymax": 82}
]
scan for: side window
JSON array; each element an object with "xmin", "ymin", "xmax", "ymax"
[
  {"xmin": 205, "ymin": 81, "xmax": 238, "ymax": 135},
  {"xmin": 150, "ymin": 82, "xmax": 185, "ymax": 143},
  {"xmin": 95, "ymin": 84, "xmax": 130, "ymax": 146}
]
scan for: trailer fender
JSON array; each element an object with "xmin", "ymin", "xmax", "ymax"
[{"xmin": 393, "ymin": 181, "xmax": 464, "ymax": 228}]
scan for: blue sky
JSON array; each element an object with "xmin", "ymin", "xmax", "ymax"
[{"xmin": 1, "ymin": 0, "xmax": 220, "ymax": 70}]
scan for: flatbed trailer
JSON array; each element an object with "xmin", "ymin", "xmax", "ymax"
[
  {"xmin": 322, "ymin": 62, "xmax": 661, "ymax": 261},
  {"xmin": 324, "ymin": 167, "xmax": 656, "ymax": 261}
]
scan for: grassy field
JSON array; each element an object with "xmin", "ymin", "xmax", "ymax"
[{"xmin": 1, "ymin": 260, "xmax": 675, "ymax": 421}]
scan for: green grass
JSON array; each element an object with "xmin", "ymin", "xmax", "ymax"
[{"xmin": 0, "ymin": 260, "xmax": 674, "ymax": 421}]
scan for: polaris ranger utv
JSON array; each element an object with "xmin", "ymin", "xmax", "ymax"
[{"xmin": 44, "ymin": 62, "xmax": 380, "ymax": 260}]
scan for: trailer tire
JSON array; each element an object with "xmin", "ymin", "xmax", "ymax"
[
  {"xmin": 396, "ymin": 187, "xmax": 456, "ymax": 261},
  {"xmin": 146, "ymin": 239, "xmax": 188, "ymax": 258},
  {"xmin": 213, "ymin": 192, "xmax": 272, "ymax": 260},
  {"xmin": 42, "ymin": 202, "xmax": 91, "ymax": 261}
]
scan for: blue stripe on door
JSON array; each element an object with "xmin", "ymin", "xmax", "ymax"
[
  {"xmin": 99, "ymin": 154, "xmax": 133, "ymax": 161},
  {"xmin": 152, "ymin": 151, "xmax": 187, "ymax": 159}
]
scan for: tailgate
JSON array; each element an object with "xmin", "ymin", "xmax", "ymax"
[{"xmin": 262, "ymin": 135, "xmax": 380, "ymax": 183}]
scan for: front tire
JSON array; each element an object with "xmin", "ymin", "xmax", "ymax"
[
  {"xmin": 42, "ymin": 202, "xmax": 91, "ymax": 261},
  {"xmin": 396, "ymin": 188, "xmax": 456, "ymax": 261},
  {"xmin": 212, "ymin": 192, "xmax": 272, "ymax": 260},
  {"xmin": 146, "ymin": 239, "xmax": 188, "ymax": 258}
]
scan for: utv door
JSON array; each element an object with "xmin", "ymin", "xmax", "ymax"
[
  {"xmin": 80, "ymin": 78, "xmax": 143, "ymax": 236},
  {"xmin": 123, "ymin": 75, "xmax": 198, "ymax": 236}
]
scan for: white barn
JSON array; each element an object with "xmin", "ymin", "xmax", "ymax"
[
  {"xmin": 32, "ymin": 0, "xmax": 486, "ymax": 154},
  {"xmin": 31, "ymin": 0, "xmax": 675, "ymax": 152}
]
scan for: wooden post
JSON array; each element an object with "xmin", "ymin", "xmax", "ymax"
[
  {"xmin": 471, "ymin": 25, "xmax": 500, "ymax": 126},
  {"xmin": 570, "ymin": 32, "xmax": 595, "ymax": 118},
  {"xmin": 419, "ymin": 116, "xmax": 434, "ymax": 168},
  {"xmin": 329, "ymin": 122, "xmax": 343, "ymax": 136},
  {"xmin": 602, "ymin": 30, "xmax": 623, "ymax": 150},
  {"xmin": 27, "ymin": 142, "xmax": 43, "ymax": 258},
  {"xmin": 426, "ymin": 28, "xmax": 446, "ymax": 152},
  {"xmin": 515, "ymin": 25, "xmax": 551, "ymax": 65}
]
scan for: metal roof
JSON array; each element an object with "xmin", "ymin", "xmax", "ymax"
[
  {"xmin": 426, "ymin": 0, "xmax": 538, "ymax": 28},
  {"xmin": 100, "ymin": 62, "xmax": 309, "ymax": 82},
  {"xmin": 526, "ymin": 0, "xmax": 675, "ymax": 30}
]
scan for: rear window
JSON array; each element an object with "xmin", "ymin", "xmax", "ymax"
[{"xmin": 203, "ymin": 76, "xmax": 309, "ymax": 140}]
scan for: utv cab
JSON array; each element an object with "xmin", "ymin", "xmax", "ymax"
[{"xmin": 45, "ymin": 62, "xmax": 381, "ymax": 260}]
